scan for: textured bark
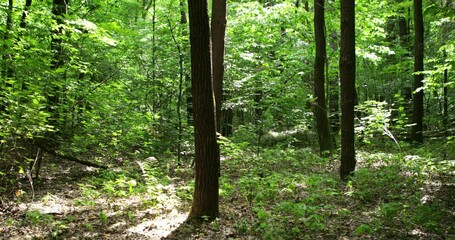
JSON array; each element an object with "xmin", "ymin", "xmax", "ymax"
[
  {"xmin": 187, "ymin": 0, "xmax": 220, "ymax": 219},
  {"xmin": 313, "ymin": 0, "xmax": 334, "ymax": 156},
  {"xmin": 339, "ymin": 0, "xmax": 356, "ymax": 181},
  {"xmin": 411, "ymin": 0, "xmax": 424, "ymax": 143},
  {"xmin": 211, "ymin": 0, "xmax": 227, "ymax": 132}
]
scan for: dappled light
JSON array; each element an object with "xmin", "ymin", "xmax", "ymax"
[{"xmin": 1, "ymin": 0, "xmax": 454, "ymax": 239}]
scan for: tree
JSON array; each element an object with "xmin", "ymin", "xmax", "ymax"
[
  {"xmin": 411, "ymin": 0, "xmax": 424, "ymax": 143},
  {"xmin": 313, "ymin": 0, "xmax": 334, "ymax": 156},
  {"xmin": 47, "ymin": 0, "xmax": 68, "ymax": 136},
  {"xmin": 211, "ymin": 0, "xmax": 227, "ymax": 133},
  {"xmin": 20, "ymin": 0, "xmax": 32, "ymax": 29},
  {"xmin": 187, "ymin": 0, "xmax": 220, "ymax": 218},
  {"xmin": 2, "ymin": 0, "xmax": 14, "ymax": 80},
  {"xmin": 339, "ymin": 0, "xmax": 356, "ymax": 181}
]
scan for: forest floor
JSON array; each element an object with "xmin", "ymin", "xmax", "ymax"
[{"xmin": 0, "ymin": 141, "xmax": 454, "ymax": 239}]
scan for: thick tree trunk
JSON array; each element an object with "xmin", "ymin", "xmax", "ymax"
[
  {"xmin": 339, "ymin": 0, "xmax": 356, "ymax": 181},
  {"xmin": 313, "ymin": 0, "xmax": 334, "ymax": 156},
  {"xmin": 211, "ymin": 0, "xmax": 227, "ymax": 133},
  {"xmin": 187, "ymin": 0, "xmax": 220, "ymax": 219},
  {"xmin": 411, "ymin": 0, "xmax": 424, "ymax": 143}
]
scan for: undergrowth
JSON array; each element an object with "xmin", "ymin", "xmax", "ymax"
[{"xmin": 1, "ymin": 138, "xmax": 453, "ymax": 239}]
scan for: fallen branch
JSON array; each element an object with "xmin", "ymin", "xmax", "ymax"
[{"xmin": 33, "ymin": 142, "xmax": 108, "ymax": 169}]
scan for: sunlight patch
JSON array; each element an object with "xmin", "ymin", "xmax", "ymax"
[{"xmin": 127, "ymin": 209, "xmax": 187, "ymax": 239}]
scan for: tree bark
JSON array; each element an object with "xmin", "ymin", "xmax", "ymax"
[
  {"xmin": 187, "ymin": 0, "xmax": 220, "ymax": 219},
  {"xmin": 313, "ymin": 0, "xmax": 334, "ymax": 157},
  {"xmin": 339, "ymin": 0, "xmax": 356, "ymax": 181},
  {"xmin": 211, "ymin": 0, "xmax": 227, "ymax": 133},
  {"xmin": 411, "ymin": 0, "xmax": 424, "ymax": 143}
]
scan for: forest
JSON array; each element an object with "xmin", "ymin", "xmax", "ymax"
[{"xmin": 0, "ymin": 0, "xmax": 454, "ymax": 239}]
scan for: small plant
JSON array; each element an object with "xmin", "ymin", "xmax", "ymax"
[
  {"xmin": 234, "ymin": 219, "xmax": 249, "ymax": 234},
  {"xmin": 355, "ymin": 223, "xmax": 373, "ymax": 236},
  {"xmin": 126, "ymin": 211, "xmax": 135, "ymax": 222},
  {"xmin": 83, "ymin": 222, "xmax": 94, "ymax": 230},
  {"xmin": 99, "ymin": 211, "xmax": 108, "ymax": 224},
  {"xmin": 379, "ymin": 202, "xmax": 401, "ymax": 221},
  {"xmin": 24, "ymin": 210, "xmax": 53, "ymax": 225}
]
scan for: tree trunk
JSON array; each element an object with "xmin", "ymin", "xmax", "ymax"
[
  {"xmin": 211, "ymin": 0, "xmax": 227, "ymax": 133},
  {"xmin": 2, "ymin": 0, "xmax": 14, "ymax": 80},
  {"xmin": 339, "ymin": 0, "xmax": 356, "ymax": 181},
  {"xmin": 398, "ymin": 16, "xmax": 408, "ymax": 47},
  {"xmin": 313, "ymin": 0, "xmax": 334, "ymax": 156},
  {"xmin": 443, "ymin": 51, "xmax": 448, "ymax": 136},
  {"xmin": 221, "ymin": 106, "xmax": 233, "ymax": 136},
  {"xmin": 45, "ymin": 0, "xmax": 67, "ymax": 146},
  {"xmin": 20, "ymin": 0, "xmax": 33, "ymax": 29},
  {"xmin": 51, "ymin": 0, "xmax": 67, "ymax": 70},
  {"xmin": 329, "ymin": 73, "xmax": 340, "ymax": 135},
  {"xmin": 166, "ymin": 16, "xmax": 185, "ymax": 165},
  {"xmin": 411, "ymin": 0, "xmax": 424, "ymax": 143},
  {"xmin": 187, "ymin": 0, "xmax": 220, "ymax": 219}
]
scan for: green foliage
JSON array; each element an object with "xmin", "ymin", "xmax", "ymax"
[
  {"xmin": 0, "ymin": 0, "xmax": 454, "ymax": 239},
  {"xmin": 98, "ymin": 211, "xmax": 108, "ymax": 224},
  {"xmin": 354, "ymin": 223, "xmax": 374, "ymax": 236},
  {"xmin": 24, "ymin": 210, "xmax": 54, "ymax": 225}
]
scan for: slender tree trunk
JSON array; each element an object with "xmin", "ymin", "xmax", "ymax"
[
  {"xmin": 211, "ymin": 0, "xmax": 227, "ymax": 133},
  {"xmin": 20, "ymin": 0, "xmax": 33, "ymax": 29},
  {"xmin": 187, "ymin": 0, "xmax": 220, "ymax": 219},
  {"xmin": 411, "ymin": 0, "xmax": 424, "ymax": 143},
  {"xmin": 339, "ymin": 0, "xmax": 356, "ymax": 181},
  {"xmin": 51, "ymin": 0, "xmax": 67, "ymax": 70},
  {"xmin": 179, "ymin": 0, "xmax": 188, "ymax": 164},
  {"xmin": 166, "ymin": 17, "xmax": 184, "ymax": 165},
  {"xmin": 398, "ymin": 16, "xmax": 408, "ymax": 47},
  {"xmin": 41, "ymin": 0, "xmax": 67, "ymax": 152},
  {"xmin": 328, "ymin": 31, "xmax": 340, "ymax": 135},
  {"xmin": 313, "ymin": 0, "xmax": 334, "ymax": 156},
  {"xmin": 222, "ymin": 106, "xmax": 233, "ymax": 136},
  {"xmin": 141, "ymin": 0, "xmax": 153, "ymax": 19},
  {"xmin": 443, "ymin": 51, "xmax": 448, "ymax": 136},
  {"xmin": 2, "ymin": 0, "xmax": 14, "ymax": 79},
  {"xmin": 180, "ymin": 0, "xmax": 193, "ymax": 126}
]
